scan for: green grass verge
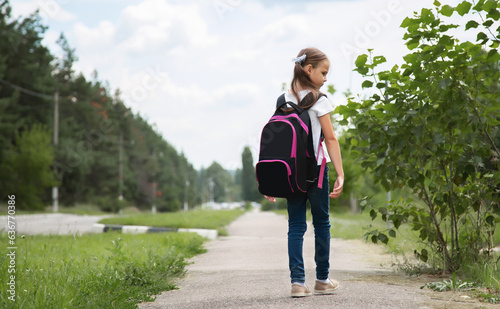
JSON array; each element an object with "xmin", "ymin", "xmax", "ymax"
[
  {"xmin": 99, "ymin": 209, "xmax": 245, "ymax": 232},
  {"xmin": 272, "ymin": 208, "xmax": 499, "ymax": 292},
  {"xmin": 274, "ymin": 209, "xmax": 416, "ymax": 251},
  {"xmin": 0, "ymin": 232, "xmax": 205, "ymax": 309}
]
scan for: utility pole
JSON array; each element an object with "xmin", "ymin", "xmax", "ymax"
[
  {"xmin": 118, "ymin": 130, "xmax": 124, "ymax": 201},
  {"xmin": 208, "ymin": 177, "xmax": 214, "ymax": 208},
  {"xmin": 151, "ymin": 149, "xmax": 157, "ymax": 214},
  {"xmin": 52, "ymin": 89, "xmax": 59, "ymax": 212},
  {"xmin": 152, "ymin": 181, "xmax": 157, "ymax": 214},
  {"xmin": 184, "ymin": 168, "xmax": 190, "ymax": 212}
]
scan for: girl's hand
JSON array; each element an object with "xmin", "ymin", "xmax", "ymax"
[
  {"xmin": 329, "ymin": 176, "xmax": 344, "ymax": 199},
  {"xmin": 264, "ymin": 195, "xmax": 276, "ymax": 203}
]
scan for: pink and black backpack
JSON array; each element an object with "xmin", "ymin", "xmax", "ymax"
[{"xmin": 256, "ymin": 92, "xmax": 326, "ymax": 198}]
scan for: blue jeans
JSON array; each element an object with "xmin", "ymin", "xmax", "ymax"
[{"xmin": 287, "ymin": 165, "xmax": 330, "ymax": 284}]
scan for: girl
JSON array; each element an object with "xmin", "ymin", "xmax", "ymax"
[{"xmin": 265, "ymin": 47, "xmax": 344, "ymax": 297}]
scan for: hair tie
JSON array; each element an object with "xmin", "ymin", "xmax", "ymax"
[{"xmin": 292, "ymin": 54, "xmax": 306, "ymax": 64}]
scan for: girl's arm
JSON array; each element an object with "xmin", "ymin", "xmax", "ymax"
[{"xmin": 319, "ymin": 113, "xmax": 344, "ymax": 199}]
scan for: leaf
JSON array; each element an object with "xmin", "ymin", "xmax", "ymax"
[
  {"xmin": 483, "ymin": 20, "xmax": 494, "ymax": 27},
  {"xmin": 378, "ymin": 207, "xmax": 388, "ymax": 215},
  {"xmin": 486, "ymin": 215, "xmax": 495, "ymax": 226},
  {"xmin": 440, "ymin": 5, "xmax": 455, "ymax": 17},
  {"xmin": 487, "ymin": 49, "xmax": 500, "ymax": 62},
  {"xmin": 465, "ymin": 20, "xmax": 479, "ymax": 30},
  {"xmin": 370, "ymin": 209, "xmax": 377, "ymax": 220},
  {"xmin": 358, "ymin": 139, "xmax": 370, "ymax": 147},
  {"xmin": 477, "ymin": 32, "xmax": 488, "ymax": 42},
  {"xmin": 487, "ymin": 9, "xmax": 500, "ymax": 21},
  {"xmin": 327, "ymin": 84, "xmax": 336, "ymax": 95},
  {"xmin": 420, "ymin": 249, "xmax": 429, "ymax": 262},
  {"xmin": 362, "ymin": 80, "xmax": 373, "ymax": 88},
  {"xmin": 373, "ymin": 55, "xmax": 387, "ymax": 66},
  {"xmin": 403, "ymin": 53, "xmax": 419, "ymax": 63},
  {"xmin": 456, "ymin": 1, "xmax": 472, "ymax": 16},
  {"xmin": 354, "ymin": 54, "xmax": 369, "ymax": 75},
  {"xmin": 389, "ymin": 229, "xmax": 397, "ymax": 238},
  {"xmin": 419, "ymin": 229, "xmax": 428, "ymax": 241},
  {"xmin": 402, "ymin": 68, "xmax": 413, "ymax": 76},
  {"xmin": 393, "ymin": 217, "xmax": 402, "ymax": 229},
  {"xmin": 483, "ymin": 0, "xmax": 497, "ymax": 11},
  {"xmin": 406, "ymin": 37, "xmax": 420, "ymax": 50},
  {"xmin": 433, "ymin": 0, "xmax": 441, "ymax": 7},
  {"xmin": 400, "ymin": 17, "xmax": 412, "ymax": 28},
  {"xmin": 377, "ymin": 233, "xmax": 389, "ymax": 245},
  {"xmin": 355, "ymin": 54, "xmax": 368, "ymax": 68},
  {"xmin": 421, "ymin": 8, "xmax": 435, "ymax": 23},
  {"xmin": 473, "ymin": 0, "xmax": 485, "ymax": 11}
]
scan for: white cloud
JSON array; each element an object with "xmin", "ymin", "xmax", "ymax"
[
  {"xmin": 13, "ymin": 0, "xmax": 464, "ymax": 170},
  {"xmin": 118, "ymin": 0, "xmax": 218, "ymax": 51},
  {"xmin": 73, "ymin": 20, "xmax": 116, "ymax": 49},
  {"xmin": 12, "ymin": 0, "xmax": 77, "ymax": 22},
  {"xmin": 257, "ymin": 14, "xmax": 310, "ymax": 45}
]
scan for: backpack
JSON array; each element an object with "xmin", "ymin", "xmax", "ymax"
[{"xmin": 255, "ymin": 92, "xmax": 326, "ymax": 198}]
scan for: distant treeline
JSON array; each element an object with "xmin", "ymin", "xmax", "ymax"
[{"xmin": 0, "ymin": 1, "xmax": 237, "ymax": 211}]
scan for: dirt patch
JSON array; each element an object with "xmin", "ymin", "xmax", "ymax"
[
  {"xmin": 337, "ymin": 239, "xmax": 499, "ymax": 309},
  {"xmin": 420, "ymin": 288, "xmax": 499, "ymax": 309}
]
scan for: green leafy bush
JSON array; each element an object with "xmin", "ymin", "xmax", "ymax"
[{"xmin": 339, "ymin": 0, "xmax": 499, "ymax": 272}]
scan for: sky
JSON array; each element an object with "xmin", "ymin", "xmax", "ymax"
[{"xmin": 12, "ymin": 0, "xmax": 447, "ymax": 170}]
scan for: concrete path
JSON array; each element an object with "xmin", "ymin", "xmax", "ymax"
[{"xmin": 140, "ymin": 210, "xmax": 447, "ymax": 309}]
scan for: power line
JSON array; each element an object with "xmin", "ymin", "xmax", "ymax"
[{"xmin": 0, "ymin": 77, "xmax": 53, "ymax": 99}]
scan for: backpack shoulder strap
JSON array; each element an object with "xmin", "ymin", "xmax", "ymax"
[
  {"xmin": 275, "ymin": 93, "xmax": 303, "ymax": 114},
  {"xmin": 276, "ymin": 93, "xmax": 286, "ymax": 110}
]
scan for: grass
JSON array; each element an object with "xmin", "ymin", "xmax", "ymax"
[
  {"xmin": 0, "ymin": 207, "xmax": 246, "ymax": 308},
  {"xmin": 331, "ymin": 211, "xmax": 387, "ymax": 240},
  {"xmin": 272, "ymin": 208, "xmax": 500, "ymax": 294},
  {"xmin": 0, "ymin": 232, "xmax": 205, "ymax": 309},
  {"xmin": 274, "ymin": 209, "xmax": 425, "ymax": 254},
  {"xmin": 99, "ymin": 209, "xmax": 246, "ymax": 235}
]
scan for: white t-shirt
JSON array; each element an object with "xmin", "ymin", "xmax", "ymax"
[{"xmin": 284, "ymin": 90, "xmax": 335, "ymax": 165}]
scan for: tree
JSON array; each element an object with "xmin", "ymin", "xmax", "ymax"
[
  {"xmin": 203, "ymin": 162, "xmax": 233, "ymax": 203},
  {"xmin": 0, "ymin": 124, "xmax": 57, "ymax": 210},
  {"xmin": 338, "ymin": 0, "xmax": 499, "ymax": 271},
  {"xmin": 53, "ymin": 33, "xmax": 78, "ymax": 83},
  {"xmin": 0, "ymin": 1, "xmax": 202, "ymax": 211},
  {"xmin": 241, "ymin": 146, "xmax": 259, "ymax": 201}
]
